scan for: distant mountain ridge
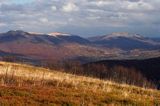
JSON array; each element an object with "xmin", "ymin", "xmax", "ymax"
[
  {"xmin": 0, "ymin": 30, "xmax": 108, "ymax": 62},
  {"xmin": 0, "ymin": 30, "xmax": 159, "ymax": 63},
  {"xmin": 88, "ymin": 32, "xmax": 160, "ymax": 50},
  {"xmin": 0, "ymin": 30, "xmax": 90, "ymax": 44}
]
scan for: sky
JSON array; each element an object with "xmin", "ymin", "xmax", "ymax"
[{"xmin": 0, "ymin": 0, "xmax": 160, "ymax": 37}]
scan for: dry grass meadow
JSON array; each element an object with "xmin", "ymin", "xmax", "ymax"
[{"xmin": 0, "ymin": 61, "xmax": 159, "ymax": 106}]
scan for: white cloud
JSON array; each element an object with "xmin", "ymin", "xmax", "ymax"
[
  {"xmin": 62, "ymin": 2, "xmax": 79, "ymax": 12},
  {"xmin": 51, "ymin": 6, "xmax": 57, "ymax": 11},
  {"xmin": 127, "ymin": 2, "xmax": 153, "ymax": 10},
  {"xmin": 90, "ymin": 0, "xmax": 113, "ymax": 7},
  {"xmin": 39, "ymin": 18, "xmax": 48, "ymax": 23},
  {"xmin": 0, "ymin": 23, "xmax": 7, "ymax": 27},
  {"xmin": 0, "ymin": 0, "xmax": 159, "ymax": 36}
]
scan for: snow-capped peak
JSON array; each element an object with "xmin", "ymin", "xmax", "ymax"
[{"xmin": 48, "ymin": 32, "xmax": 71, "ymax": 37}]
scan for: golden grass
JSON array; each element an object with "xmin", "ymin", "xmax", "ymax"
[{"xmin": 0, "ymin": 61, "xmax": 159, "ymax": 106}]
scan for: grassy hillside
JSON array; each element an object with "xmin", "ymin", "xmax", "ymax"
[{"xmin": 0, "ymin": 62, "xmax": 159, "ymax": 106}]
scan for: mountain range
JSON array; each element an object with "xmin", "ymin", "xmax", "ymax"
[{"xmin": 0, "ymin": 30, "xmax": 160, "ymax": 63}]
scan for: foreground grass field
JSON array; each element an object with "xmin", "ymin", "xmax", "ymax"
[{"xmin": 0, "ymin": 62, "xmax": 159, "ymax": 106}]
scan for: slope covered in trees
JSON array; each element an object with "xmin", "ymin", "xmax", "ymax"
[{"xmin": 83, "ymin": 57, "xmax": 160, "ymax": 89}]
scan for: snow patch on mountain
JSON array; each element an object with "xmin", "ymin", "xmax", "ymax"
[{"xmin": 48, "ymin": 32, "xmax": 71, "ymax": 37}]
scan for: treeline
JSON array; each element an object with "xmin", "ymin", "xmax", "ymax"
[
  {"xmin": 42, "ymin": 61, "xmax": 156, "ymax": 89},
  {"xmin": 83, "ymin": 64, "xmax": 155, "ymax": 88}
]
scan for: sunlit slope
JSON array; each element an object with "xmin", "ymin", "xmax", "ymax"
[{"xmin": 0, "ymin": 62, "xmax": 159, "ymax": 106}]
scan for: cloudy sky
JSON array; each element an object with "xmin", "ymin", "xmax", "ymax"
[{"xmin": 0, "ymin": 0, "xmax": 160, "ymax": 37}]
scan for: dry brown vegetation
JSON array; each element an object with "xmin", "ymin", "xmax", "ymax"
[
  {"xmin": 45, "ymin": 61, "xmax": 157, "ymax": 89},
  {"xmin": 0, "ymin": 61, "xmax": 160, "ymax": 106}
]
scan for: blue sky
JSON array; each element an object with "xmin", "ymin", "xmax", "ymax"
[{"xmin": 0, "ymin": 0, "xmax": 160, "ymax": 37}]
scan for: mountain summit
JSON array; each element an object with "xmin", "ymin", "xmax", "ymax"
[
  {"xmin": 89, "ymin": 32, "xmax": 144, "ymax": 41},
  {"xmin": 89, "ymin": 32, "xmax": 160, "ymax": 50},
  {"xmin": 106, "ymin": 32, "xmax": 144, "ymax": 39}
]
